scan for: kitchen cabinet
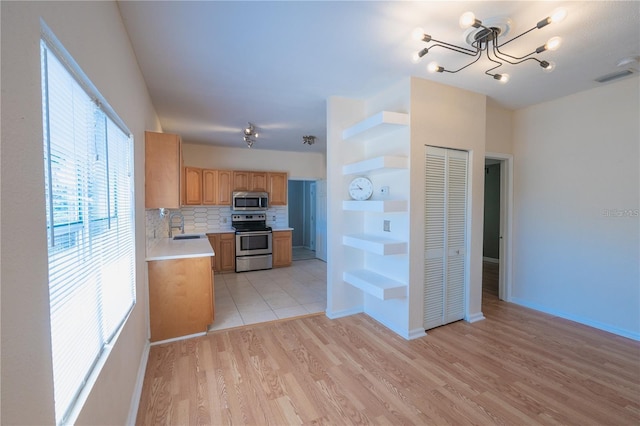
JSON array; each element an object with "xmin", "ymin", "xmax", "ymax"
[
  {"xmin": 202, "ymin": 169, "xmax": 217, "ymax": 205},
  {"xmin": 184, "ymin": 167, "xmax": 202, "ymax": 205},
  {"xmin": 217, "ymin": 170, "xmax": 233, "ymax": 205},
  {"xmin": 268, "ymin": 172, "xmax": 288, "ymax": 205},
  {"xmin": 148, "ymin": 256, "xmax": 214, "ymax": 342},
  {"xmin": 207, "ymin": 232, "xmax": 236, "ymax": 272},
  {"xmin": 145, "ymin": 131, "xmax": 182, "ymax": 209},
  {"xmin": 272, "ymin": 230, "xmax": 292, "ymax": 268},
  {"xmin": 233, "ymin": 171, "xmax": 268, "ymax": 192}
]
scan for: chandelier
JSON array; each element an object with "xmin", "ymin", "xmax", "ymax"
[
  {"xmin": 412, "ymin": 8, "xmax": 567, "ymax": 83},
  {"xmin": 243, "ymin": 122, "xmax": 259, "ymax": 148},
  {"xmin": 302, "ymin": 135, "xmax": 316, "ymax": 145}
]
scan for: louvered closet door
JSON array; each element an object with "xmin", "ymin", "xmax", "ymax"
[{"xmin": 424, "ymin": 146, "xmax": 468, "ymax": 330}]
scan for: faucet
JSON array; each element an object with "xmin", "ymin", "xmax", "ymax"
[{"xmin": 168, "ymin": 211, "xmax": 184, "ymax": 238}]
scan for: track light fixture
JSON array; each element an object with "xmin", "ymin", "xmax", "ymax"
[
  {"xmin": 412, "ymin": 8, "xmax": 567, "ymax": 82},
  {"xmin": 243, "ymin": 122, "xmax": 259, "ymax": 148}
]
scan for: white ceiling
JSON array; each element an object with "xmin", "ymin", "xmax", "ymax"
[{"xmin": 118, "ymin": 1, "xmax": 640, "ymax": 153}]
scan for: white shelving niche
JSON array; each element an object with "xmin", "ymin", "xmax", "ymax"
[{"xmin": 341, "ymin": 111, "xmax": 409, "ymax": 300}]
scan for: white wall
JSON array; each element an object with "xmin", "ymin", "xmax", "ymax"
[
  {"xmin": 512, "ymin": 77, "xmax": 640, "ymax": 339},
  {"xmin": 1, "ymin": 1, "xmax": 160, "ymax": 424},
  {"xmin": 182, "ymin": 143, "xmax": 326, "ymax": 180}
]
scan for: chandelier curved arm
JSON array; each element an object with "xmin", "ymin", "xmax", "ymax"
[
  {"xmin": 427, "ymin": 37, "xmax": 478, "ymax": 55},
  {"xmin": 442, "ymin": 50, "xmax": 483, "ymax": 73},
  {"xmin": 493, "ymin": 42, "xmax": 537, "ymax": 62},
  {"xmin": 484, "ymin": 47, "xmax": 505, "ymax": 77},
  {"xmin": 495, "ymin": 26, "xmax": 537, "ymax": 49}
]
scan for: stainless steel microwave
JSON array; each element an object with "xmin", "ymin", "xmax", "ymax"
[{"xmin": 232, "ymin": 191, "xmax": 269, "ymax": 211}]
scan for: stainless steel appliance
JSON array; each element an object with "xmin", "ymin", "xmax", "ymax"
[
  {"xmin": 232, "ymin": 213, "xmax": 273, "ymax": 272},
  {"xmin": 232, "ymin": 191, "xmax": 269, "ymax": 211}
]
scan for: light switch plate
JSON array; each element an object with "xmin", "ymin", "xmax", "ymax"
[{"xmin": 383, "ymin": 220, "xmax": 390, "ymax": 232}]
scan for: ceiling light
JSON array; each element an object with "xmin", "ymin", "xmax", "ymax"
[
  {"xmin": 242, "ymin": 122, "xmax": 259, "ymax": 148},
  {"xmin": 302, "ymin": 135, "xmax": 316, "ymax": 145},
  {"xmin": 412, "ymin": 8, "xmax": 567, "ymax": 82}
]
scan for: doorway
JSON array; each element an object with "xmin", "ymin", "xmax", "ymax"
[
  {"xmin": 288, "ymin": 180, "xmax": 317, "ymax": 261},
  {"xmin": 483, "ymin": 153, "xmax": 513, "ymax": 301}
]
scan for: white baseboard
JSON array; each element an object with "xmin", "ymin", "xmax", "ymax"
[
  {"xmin": 326, "ymin": 306, "xmax": 363, "ymax": 319},
  {"xmin": 126, "ymin": 341, "xmax": 150, "ymax": 426},
  {"xmin": 407, "ymin": 327, "xmax": 427, "ymax": 340},
  {"xmin": 483, "ymin": 257, "xmax": 499, "ymax": 264},
  {"xmin": 466, "ymin": 312, "xmax": 486, "ymax": 323},
  {"xmin": 150, "ymin": 331, "xmax": 206, "ymax": 346},
  {"xmin": 510, "ymin": 297, "xmax": 640, "ymax": 341}
]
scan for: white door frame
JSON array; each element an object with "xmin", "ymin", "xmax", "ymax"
[{"xmin": 485, "ymin": 152, "xmax": 513, "ymax": 302}]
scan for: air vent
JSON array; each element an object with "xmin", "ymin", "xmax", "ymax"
[{"xmin": 595, "ymin": 69, "xmax": 636, "ymax": 83}]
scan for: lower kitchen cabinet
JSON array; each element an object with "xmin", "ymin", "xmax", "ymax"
[
  {"xmin": 272, "ymin": 230, "xmax": 292, "ymax": 268},
  {"xmin": 148, "ymin": 256, "xmax": 214, "ymax": 342},
  {"xmin": 207, "ymin": 232, "xmax": 236, "ymax": 272}
]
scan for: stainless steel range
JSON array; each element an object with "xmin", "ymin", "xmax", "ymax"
[{"xmin": 232, "ymin": 213, "xmax": 273, "ymax": 272}]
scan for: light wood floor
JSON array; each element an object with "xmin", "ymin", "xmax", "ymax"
[{"xmin": 137, "ymin": 293, "xmax": 640, "ymax": 425}]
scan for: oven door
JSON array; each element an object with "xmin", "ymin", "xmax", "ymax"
[{"xmin": 236, "ymin": 231, "xmax": 272, "ymax": 256}]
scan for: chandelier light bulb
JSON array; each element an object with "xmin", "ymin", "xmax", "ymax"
[
  {"xmin": 459, "ymin": 11, "xmax": 477, "ymax": 29},
  {"xmin": 427, "ymin": 61, "xmax": 443, "ymax": 73},
  {"xmin": 546, "ymin": 36, "xmax": 562, "ymax": 51},
  {"xmin": 542, "ymin": 61, "xmax": 556, "ymax": 72},
  {"xmin": 412, "ymin": 27, "xmax": 426, "ymax": 41},
  {"xmin": 412, "ymin": 51, "xmax": 421, "ymax": 63},
  {"xmin": 493, "ymin": 73, "xmax": 509, "ymax": 83},
  {"xmin": 550, "ymin": 8, "xmax": 568, "ymax": 24}
]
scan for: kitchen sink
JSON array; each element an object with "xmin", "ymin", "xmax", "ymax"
[{"xmin": 172, "ymin": 234, "xmax": 205, "ymax": 240}]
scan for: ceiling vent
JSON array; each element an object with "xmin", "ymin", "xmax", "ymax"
[{"xmin": 594, "ymin": 69, "xmax": 637, "ymax": 84}]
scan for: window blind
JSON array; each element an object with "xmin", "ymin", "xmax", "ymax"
[{"xmin": 41, "ymin": 32, "xmax": 135, "ymax": 425}]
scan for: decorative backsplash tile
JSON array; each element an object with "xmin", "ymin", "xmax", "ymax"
[{"xmin": 145, "ymin": 205, "xmax": 289, "ymax": 242}]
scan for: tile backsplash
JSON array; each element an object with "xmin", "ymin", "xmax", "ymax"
[{"xmin": 146, "ymin": 205, "xmax": 289, "ymax": 241}]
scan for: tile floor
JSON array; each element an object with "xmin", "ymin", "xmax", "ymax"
[{"xmin": 209, "ymin": 258, "xmax": 327, "ymax": 331}]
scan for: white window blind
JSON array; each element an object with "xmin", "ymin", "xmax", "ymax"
[{"xmin": 41, "ymin": 29, "xmax": 135, "ymax": 425}]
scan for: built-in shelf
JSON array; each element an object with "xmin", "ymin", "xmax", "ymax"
[
  {"xmin": 343, "ymin": 269, "xmax": 407, "ymax": 300},
  {"xmin": 342, "ymin": 111, "xmax": 409, "ymax": 142},
  {"xmin": 342, "ymin": 200, "xmax": 407, "ymax": 213},
  {"xmin": 343, "ymin": 234, "xmax": 407, "ymax": 256},
  {"xmin": 343, "ymin": 156, "xmax": 408, "ymax": 175}
]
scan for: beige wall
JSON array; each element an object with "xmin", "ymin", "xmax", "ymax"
[
  {"xmin": 1, "ymin": 1, "xmax": 160, "ymax": 424},
  {"xmin": 486, "ymin": 99, "xmax": 513, "ymax": 154},
  {"xmin": 409, "ymin": 77, "xmax": 487, "ymax": 330},
  {"xmin": 183, "ymin": 143, "xmax": 326, "ymax": 180},
  {"xmin": 511, "ymin": 77, "xmax": 639, "ymax": 338}
]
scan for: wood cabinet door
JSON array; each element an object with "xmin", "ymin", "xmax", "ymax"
[
  {"xmin": 250, "ymin": 172, "xmax": 268, "ymax": 192},
  {"xmin": 208, "ymin": 234, "xmax": 221, "ymax": 272},
  {"xmin": 219, "ymin": 233, "xmax": 236, "ymax": 271},
  {"xmin": 184, "ymin": 167, "xmax": 202, "ymax": 205},
  {"xmin": 272, "ymin": 230, "xmax": 292, "ymax": 267},
  {"xmin": 268, "ymin": 172, "xmax": 288, "ymax": 205},
  {"xmin": 202, "ymin": 169, "xmax": 217, "ymax": 205},
  {"xmin": 217, "ymin": 170, "xmax": 232, "ymax": 205},
  {"xmin": 233, "ymin": 171, "xmax": 250, "ymax": 191},
  {"xmin": 145, "ymin": 131, "xmax": 181, "ymax": 209},
  {"xmin": 148, "ymin": 257, "xmax": 213, "ymax": 342}
]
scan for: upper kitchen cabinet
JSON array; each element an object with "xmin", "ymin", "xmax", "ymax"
[
  {"xmin": 217, "ymin": 170, "xmax": 233, "ymax": 205},
  {"xmin": 202, "ymin": 169, "xmax": 217, "ymax": 205},
  {"xmin": 184, "ymin": 167, "xmax": 202, "ymax": 205},
  {"xmin": 145, "ymin": 131, "xmax": 182, "ymax": 209},
  {"xmin": 233, "ymin": 171, "xmax": 268, "ymax": 192},
  {"xmin": 268, "ymin": 172, "xmax": 288, "ymax": 205}
]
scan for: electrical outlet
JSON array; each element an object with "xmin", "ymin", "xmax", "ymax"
[
  {"xmin": 383, "ymin": 220, "xmax": 390, "ymax": 232},
  {"xmin": 272, "ymin": 215, "xmax": 276, "ymax": 221},
  {"xmin": 222, "ymin": 217, "xmax": 227, "ymax": 224}
]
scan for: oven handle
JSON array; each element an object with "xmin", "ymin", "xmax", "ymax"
[{"xmin": 236, "ymin": 231, "xmax": 272, "ymax": 236}]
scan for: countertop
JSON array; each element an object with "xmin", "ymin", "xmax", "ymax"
[{"xmin": 146, "ymin": 235, "xmax": 215, "ymax": 261}]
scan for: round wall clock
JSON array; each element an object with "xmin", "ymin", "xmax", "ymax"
[{"xmin": 349, "ymin": 177, "xmax": 373, "ymax": 201}]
